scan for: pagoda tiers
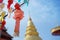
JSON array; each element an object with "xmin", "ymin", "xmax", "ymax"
[
  {"xmin": 51, "ymin": 26, "xmax": 60, "ymax": 36},
  {"xmin": 0, "ymin": 27, "xmax": 13, "ymax": 40},
  {"xmin": 25, "ymin": 16, "xmax": 42, "ymax": 40}
]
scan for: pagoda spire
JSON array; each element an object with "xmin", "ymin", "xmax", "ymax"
[{"xmin": 25, "ymin": 16, "xmax": 42, "ymax": 40}]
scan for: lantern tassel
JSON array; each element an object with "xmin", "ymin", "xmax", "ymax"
[{"xmin": 14, "ymin": 19, "xmax": 20, "ymax": 36}]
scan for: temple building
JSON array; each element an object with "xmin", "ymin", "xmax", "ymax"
[
  {"xmin": 24, "ymin": 16, "xmax": 42, "ymax": 40},
  {"xmin": 51, "ymin": 26, "xmax": 60, "ymax": 36},
  {"xmin": 0, "ymin": 27, "xmax": 13, "ymax": 40}
]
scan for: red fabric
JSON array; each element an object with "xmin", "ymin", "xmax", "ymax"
[
  {"xmin": 13, "ymin": 9, "xmax": 24, "ymax": 36},
  {"xmin": 0, "ymin": 0, "xmax": 3, "ymax": 3},
  {"xmin": 0, "ymin": 20, "xmax": 6, "ymax": 30},
  {"xmin": 7, "ymin": 0, "xmax": 13, "ymax": 9},
  {"xmin": 14, "ymin": 3, "xmax": 20, "ymax": 10}
]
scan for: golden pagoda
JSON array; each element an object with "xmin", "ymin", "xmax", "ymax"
[{"xmin": 24, "ymin": 16, "xmax": 42, "ymax": 40}]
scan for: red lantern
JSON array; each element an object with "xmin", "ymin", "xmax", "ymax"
[
  {"xmin": 7, "ymin": 0, "xmax": 13, "ymax": 9},
  {"xmin": 13, "ymin": 9, "xmax": 24, "ymax": 36}
]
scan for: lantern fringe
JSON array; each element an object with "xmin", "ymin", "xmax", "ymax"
[{"xmin": 13, "ymin": 32, "xmax": 19, "ymax": 37}]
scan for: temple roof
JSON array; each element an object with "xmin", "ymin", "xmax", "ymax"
[
  {"xmin": 0, "ymin": 27, "xmax": 13, "ymax": 39},
  {"xmin": 51, "ymin": 26, "xmax": 60, "ymax": 35}
]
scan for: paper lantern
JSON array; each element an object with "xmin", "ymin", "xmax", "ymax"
[
  {"xmin": 0, "ymin": 0, "xmax": 3, "ymax": 3},
  {"xmin": 13, "ymin": 9, "xmax": 24, "ymax": 36},
  {"xmin": 7, "ymin": 0, "xmax": 13, "ymax": 9},
  {"xmin": 18, "ymin": 0, "xmax": 21, "ymax": 3},
  {"xmin": 24, "ymin": 0, "xmax": 29, "ymax": 6}
]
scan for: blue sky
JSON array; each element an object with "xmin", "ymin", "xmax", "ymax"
[{"xmin": 3, "ymin": 0, "xmax": 60, "ymax": 40}]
